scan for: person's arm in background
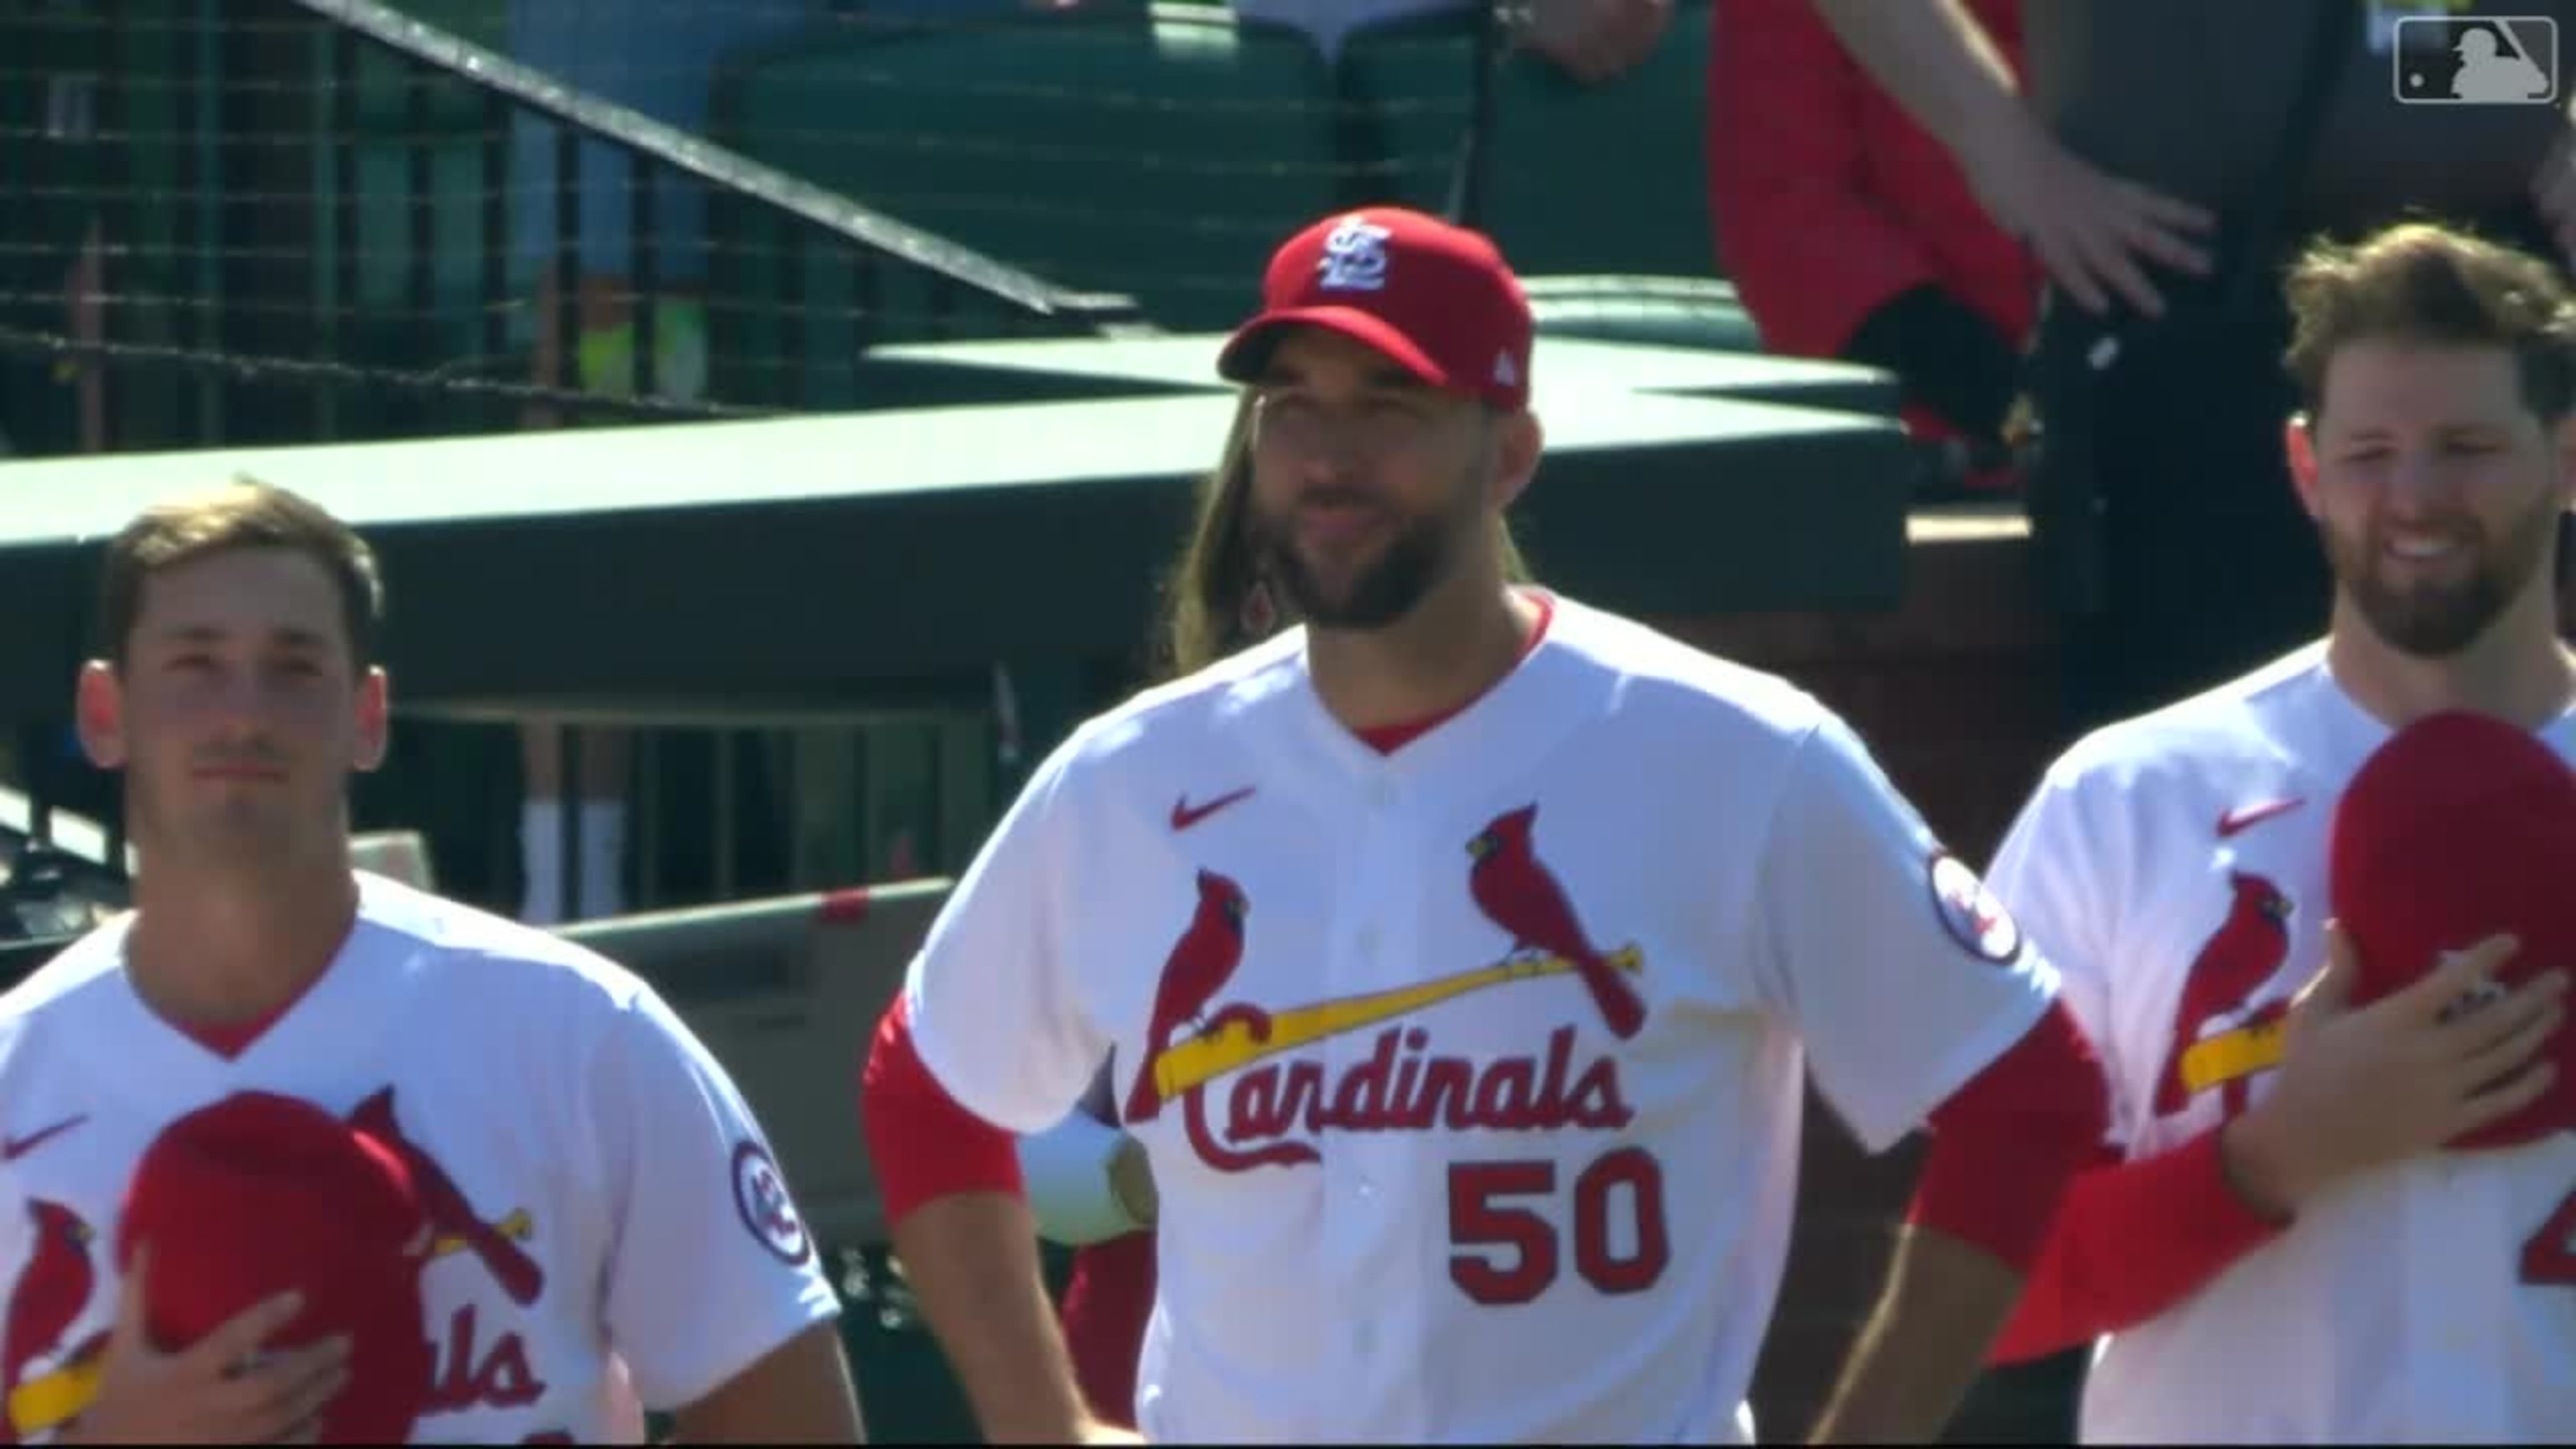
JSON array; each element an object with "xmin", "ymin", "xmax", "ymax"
[
  {"xmin": 1707, "ymin": 0, "xmax": 2022, "ymax": 450},
  {"xmin": 1800, "ymin": 0, "xmax": 2018, "ymax": 169},
  {"xmin": 1519, "ymin": 0, "xmax": 1671, "ymax": 85},
  {"xmin": 1805, "ymin": 0, "xmax": 2214, "ymax": 318},
  {"xmin": 1709, "ymin": 0, "xmax": 1950, "ymax": 361}
]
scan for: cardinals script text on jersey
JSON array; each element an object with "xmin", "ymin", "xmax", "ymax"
[
  {"xmin": 903, "ymin": 593, "xmax": 2060, "ymax": 1444},
  {"xmin": 0, "ymin": 875, "xmax": 840, "ymax": 1444},
  {"xmin": 1987, "ymin": 646, "xmax": 2576, "ymax": 1441}
]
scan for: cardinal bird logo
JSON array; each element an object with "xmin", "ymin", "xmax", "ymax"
[
  {"xmin": 4, "ymin": 1200, "xmax": 108, "ymax": 1440},
  {"xmin": 2153, "ymin": 871, "xmax": 2295, "ymax": 1117},
  {"xmin": 1466, "ymin": 804, "xmax": 1646, "ymax": 1039},
  {"xmin": 348, "ymin": 1088, "xmax": 545, "ymax": 1306},
  {"xmin": 1124, "ymin": 869, "xmax": 1254, "ymax": 1125}
]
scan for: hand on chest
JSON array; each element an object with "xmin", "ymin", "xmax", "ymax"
[
  {"xmin": 0, "ymin": 1080, "xmax": 572, "ymax": 1441},
  {"xmin": 1107, "ymin": 796, "xmax": 1696, "ymax": 1176}
]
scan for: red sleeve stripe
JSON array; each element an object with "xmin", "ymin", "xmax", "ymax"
[
  {"xmin": 1986, "ymin": 1124, "xmax": 2291, "ymax": 1363},
  {"xmin": 859, "ymin": 991, "xmax": 1027, "ymax": 1230},
  {"xmin": 1904, "ymin": 998, "xmax": 2109, "ymax": 1274}
]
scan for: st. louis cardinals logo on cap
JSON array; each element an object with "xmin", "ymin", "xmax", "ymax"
[
  {"xmin": 1316, "ymin": 215, "xmax": 1393, "ymax": 292},
  {"xmin": 1215, "ymin": 205, "xmax": 1535, "ymax": 412},
  {"xmin": 1928, "ymin": 851, "xmax": 2023, "ymax": 964},
  {"xmin": 731, "ymin": 1140, "xmax": 812, "ymax": 1267}
]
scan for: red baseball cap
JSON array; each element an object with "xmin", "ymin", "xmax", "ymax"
[
  {"xmin": 1216, "ymin": 207, "xmax": 1534, "ymax": 411},
  {"xmin": 117, "ymin": 1091, "xmax": 434, "ymax": 1443},
  {"xmin": 2329, "ymin": 709, "xmax": 2576, "ymax": 1151}
]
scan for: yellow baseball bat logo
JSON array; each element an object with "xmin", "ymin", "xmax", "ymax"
[
  {"xmin": 2179, "ymin": 1018, "xmax": 2287, "ymax": 1096},
  {"xmin": 1152, "ymin": 946, "xmax": 1644, "ymax": 1101}
]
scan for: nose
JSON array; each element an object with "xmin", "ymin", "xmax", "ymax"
[
  {"xmin": 1290, "ymin": 413, "xmax": 1368, "ymax": 484},
  {"xmin": 200, "ymin": 665, "xmax": 283, "ymax": 743},
  {"xmin": 2381, "ymin": 447, "xmax": 2458, "ymax": 512}
]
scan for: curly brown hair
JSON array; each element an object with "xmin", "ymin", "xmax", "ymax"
[{"xmin": 2283, "ymin": 218, "xmax": 2576, "ymax": 427}]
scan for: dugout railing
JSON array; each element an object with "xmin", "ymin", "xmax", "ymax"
[{"xmin": 0, "ymin": 0, "xmax": 1150, "ymax": 458}]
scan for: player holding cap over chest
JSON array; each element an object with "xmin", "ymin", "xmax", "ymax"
[
  {"xmin": 0, "ymin": 481, "xmax": 862, "ymax": 1444},
  {"xmin": 1961, "ymin": 219, "xmax": 2576, "ymax": 1441},
  {"xmin": 862, "ymin": 205, "xmax": 2116, "ymax": 1444}
]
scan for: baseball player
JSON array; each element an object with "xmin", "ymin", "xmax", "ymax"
[
  {"xmin": 861, "ymin": 205, "xmax": 2116, "ymax": 1444},
  {"xmin": 1008, "ymin": 395, "xmax": 1536, "ymax": 1431},
  {"xmin": 0, "ymin": 478, "xmax": 863, "ymax": 1443},
  {"xmin": 1936, "ymin": 219, "xmax": 2576, "ymax": 1441}
]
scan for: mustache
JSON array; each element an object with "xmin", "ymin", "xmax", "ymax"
[
  {"xmin": 1248, "ymin": 488, "xmax": 1386, "ymax": 542},
  {"xmin": 2370, "ymin": 512, "xmax": 2484, "ymax": 544},
  {"xmin": 1288, "ymin": 486, "xmax": 1391, "ymax": 512}
]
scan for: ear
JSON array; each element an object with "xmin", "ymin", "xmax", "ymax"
[
  {"xmin": 2283, "ymin": 413, "xmax": 2324, "ymax": 520},
  {"xmin": 352, "ymin": 667, "xmax": 392, "ymax": 774},
  {"xmin": 1488, "ymin": 408, "xmax": 1545, "ymax": 513},
  {"xmin": 75, "ymin": 661, "xmax": 127, "ymax": 770}
]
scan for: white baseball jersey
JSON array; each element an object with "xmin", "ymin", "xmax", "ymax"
[
  {"xmin": 902, "ymin": 590, "xmax": 2061, "ymax": 1444},
  {"xmin": 1986, "ymin": 643, "xmax": 2576, "ymax": 1441},
  {"xmin": 0, "ymin": 872, "xmax": 840, "ymax": 1445}
]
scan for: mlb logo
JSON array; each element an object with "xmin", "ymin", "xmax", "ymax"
[{"xmin": 2392, "ymin": 14, "xmax": 2558, "ymax": 104}]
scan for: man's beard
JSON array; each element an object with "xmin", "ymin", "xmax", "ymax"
[
  {"xmin": 1251, "ymin": 478, "xmax": 1482, "ymax": 631},
  {"xmin": 2325, "ymin": 496, "xmax": 2563, "ymax": 657}
]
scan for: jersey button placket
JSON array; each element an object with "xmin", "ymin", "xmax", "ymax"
[
  {"xmin": 1318, "ymin": 775, "xmax": 1379, "ymax": 1398},
  {"xmin": 1337, "ymin": 775, "xmax": 1411, "ymax": 1405}
]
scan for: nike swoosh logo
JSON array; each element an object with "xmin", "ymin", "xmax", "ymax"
[
  {"xmin": 1171, "ymin": 787, "xmax": 1256, "ymax": 832},
  {"xmin": 2, "ymin": 1114, "xmax": 88, "ymax": 1162},
  {"xmin": 2217, "ymin": 797, "xmax": 2306, "ymax": 839}
]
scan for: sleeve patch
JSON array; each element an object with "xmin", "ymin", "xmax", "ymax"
[
  {"xmin": 1929, "ymin": 850, "xmax": 2024, "ymax": 965},
  {"xmin": 730, "ymin": 1140, "xmax": 814, "ymax": 1267}
]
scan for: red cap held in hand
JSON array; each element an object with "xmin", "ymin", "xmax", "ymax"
[
  {"xmin": 117, "ymin": 1091, "xmax": 434, "ymax": 1442},
  {"xmin": 2329, "ymin": 709, "xmax": 2576, "ymax": 1150},
  {"xmin": 1217, "ymin": 207, "xmax": 1535, "ymax": 412}
]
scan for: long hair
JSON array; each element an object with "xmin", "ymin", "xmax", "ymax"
[{"xmin": 1154, "ymin": 393, "xmax": 1533, "ymax": 681}]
